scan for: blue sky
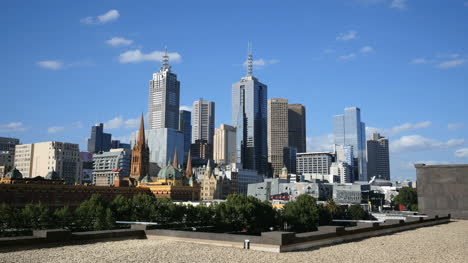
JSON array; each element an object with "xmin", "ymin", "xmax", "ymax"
[{"xmin": 2, "ymin": 0, "xmax": 468, "ymax": 180}]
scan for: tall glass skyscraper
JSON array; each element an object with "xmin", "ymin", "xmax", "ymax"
[
  {"xmin": 148, "ymin": 48, "xmax": 180, "ymax": 130},
  {"xmin": 333, "ymin": 107, "xmax": 367, "ymax": 181},
  {"xmin": 231, "ymin": 45, "xmax": 268, "ymax": 175},
  {"xmin": 178, "ymin": 110, "xmax": 192, "ymax": 161}
]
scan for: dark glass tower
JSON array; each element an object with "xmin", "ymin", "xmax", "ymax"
[
  {"xmin": 179, "ymin": 110, "xmax": 192, "ymax": 161},
  {"xmin": 87, "ymin": 123, "xmax": 111, "ymax": 153},
  {"xmin": 231, "ymin": 44, "xmax": 268, "ymax": 175}
]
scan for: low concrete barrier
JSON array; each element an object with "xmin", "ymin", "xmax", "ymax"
[
  {"xmin": 144, "ymin": 214, "xmax": 451, "ymax": 253},
  {"xmin": 0, "ymin": 228, "xmax": 145, "ymax": 251},
  {"xmin": 0, "ymin": 214, "xmax": 451, "ymax": 253}
]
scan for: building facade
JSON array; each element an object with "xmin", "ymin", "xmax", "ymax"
[
  {"xmin": 130, "ymin": 115, "xmax": 150, "ymax": 182},
  {"xmin": 190, "ymin": 139, "xmax": 212, "ymax": 160},
  {"xmin": 191, "ymin": 98, "xmax": 215, "ymax": 144},
  {"xmin": 87, "ymin": 123, "xmax": 112, "ymax": 153},
  {"xmin": 296, "ymin": 152, "xmax": 333, "ymax": 175},
  {"xmin": 93, "ymin": 148, "xmax": 131, "ymax": 186},
  {"xmin": 14, "ymin": 141, "xmax": 81, "ymax": 184},
  {"xmin": 200, "ymin": 162, "xmax": 231, "ymax": 200},
  {"xmin": 231, "ymin": 48, "xmax": 268, "ymax": 175},
  {"xmin": 0, "ymin": 137, "xmax": 20, "ymax": 173},
  {"xmin": 213, "ymin": 124, "xmax": 236, "ymax": 165},
  {"xmin": 367, "ymin": 132, "xmax": 390, "ymax": 180},
  {"xmin": 179, "ymin": 110, "xmax": 192, "ymax": 161},
  {"xmin": 288, "ymin": 104, "xmax": 306, "ymax": 153},
  {"xmin": 148, "ymin": 48, "xmax": 180, "ymax": 130},
  {"xmin": 333, "ymin": 107, "xmax": 367, "ymax": 181},
  {"xmin": 267, "ymin": 98, "xmax": 289, "ymax": 177}
]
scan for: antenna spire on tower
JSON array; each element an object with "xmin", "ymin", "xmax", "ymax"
[
  {"xmin": 161, "ymin": 46, "xmax": 171, "ymax": 71},
  {"xmin": 247, "ymin": 41, "xmax": 253, "ymax": 77}
]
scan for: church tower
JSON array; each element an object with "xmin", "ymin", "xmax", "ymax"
[{"xmin": 130, "ymin": 114, "xmax": 150, "ymax": 182}]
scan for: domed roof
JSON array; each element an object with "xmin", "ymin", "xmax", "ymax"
[
  {"xmin": 5, "ymin": 168, "xmax": 23, "ymax": 179},
  {"xmin": 158, "ymin": 164, "xmax": 183, "ymax": 180},
  {"xmin": 45, "ymin": 170, "xmax": 60, "ymax": 180},
  {"xmin": 140, "ymin": 175, "xmax": 153, "ymax": 183}
]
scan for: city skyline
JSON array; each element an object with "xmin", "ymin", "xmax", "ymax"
[{"xmin": 2, "ymin": 1, "xmax": 468, "ymax": 180}]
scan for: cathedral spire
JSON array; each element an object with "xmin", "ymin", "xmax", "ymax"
[
  {"xmin": 161, "ymin": 46, "xmax": 171, "ymax": 72},
  {"xmin": 247, "ymin": 41, "xmax": 253, "ymax": 77},
  {"xmin": 173, "ymin": 148, "xmax": 178, "ymax": 167},
  {"xmin": 185, "ymin": 150, "xmax": 192, "ymax": 179},
  {"xmin": 137, "ymin": 113, "xmax": 145, "ymax": 148}
]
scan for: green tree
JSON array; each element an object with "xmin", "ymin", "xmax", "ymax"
[
  {"xmin": 20, "ymin": 203, "xmax": 52, "ymax": 229},
  {"xmin": 131, "ymin": 194, "xmax": 157, "ymax": 222},
  {"xmin": 393, "ymin": 187, "xmax": 418, "ymax": 210},
  {"xmin": 282, "ymin": 194, "xmax": 319, "ymax": 232},
  {"xmin": 53, "ymin": 206, "xmax": 73, "ymax": 229},
  {"xmin": 75, "ymin": 194, "xmax": 111, "ymax": 231},
  {"xmin": 216, "ymin": 194, "xmax": 277, "ymax": 233},
  {"xmin": 348, "ymin": 204, "xmax": 368, "ymax": 220},
  {"xmin": 111, "ymin": 195, "xmax": 132, "ymax": 222},
  {"xmin": 0, "ymin": 203, "xmax": 18, "ymax": 235}
]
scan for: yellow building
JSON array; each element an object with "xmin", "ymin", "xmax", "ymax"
[
  {"xmin": 139, "ymin": 150, "xmax": 200, "ymax": 201},
  {"xmin": 200, "ymin": 161, "xmax": 231, "ymax": 200}
]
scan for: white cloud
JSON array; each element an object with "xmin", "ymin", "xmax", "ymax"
[
  {"xmin": 437, "ymin": 59, "xmax": 467, "ymax": 69},
  {"xmin": 337, "ymin": 30, "xmax": 358, "ymax": 41},
  {"xmin": 448, "ymin": 123, "xmax": 464, "ymax": 130},
  {"xmin": 106, "ymin": 37, "xmax": 133, "ymax": 47},
  {"xmin": 360, "ymin": 46, "xmax": 373, "ymax": 53},
  {"xmin": 339, "ymin": 53, "xmax": 356, "ymax": 60},
  {"xmin": 306, "ymin": 134, "xmax": 334, "ymax": 152},
  {"xmin": 411, "ymin": 58, "xmax": 429, "ymax": 64},
  {"xmin": 0, "ymin": 122, "xmax": 27, "ymax": 132},
  {"xmin": 105, "ymin": 116, "xmax": 140, "ymax": 129},
  {"xmin": 390, "ymin": 0, "xmax": 407, "ymax": 9},
  {"xmin": 366, "ymin": 121, "xmax": 432, "ymax": 137},
  {"xmin": 391, "ymin": 135, "xmax": 465, "ymax": 153},
  {"xmin": 243, "ymin": 58, "xmax": 279, "ymax": 68},
  {"xmin": 180, "ymin": 106, "xmax": 192, "ymax": 112},
  {"xmin": 37, "ymin": 60, "xmax": 64, "ymax": 70},
  {"xmin": 47, "ymin": 126, "xmax": 65, "ymax": 134},
  {"xmin": 118, "ymin": 49, "xmax": 182, "ymax": 64},
  {"xmin": 455, "ymin": 148, "xmax": 468, "ymax": 158},
  {"xmin": 81, "ymin": 9, "xmax": 120, "ymax": 24}
]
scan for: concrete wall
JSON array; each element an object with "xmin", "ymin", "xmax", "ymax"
[{"xmin": 415, "ymin": 164, "xmax": 468, "ymax": 220}]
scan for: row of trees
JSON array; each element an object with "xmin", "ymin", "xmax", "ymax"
[{"xmin": 0, "ymin": 194, "xmax": 370, "ymax": 236}]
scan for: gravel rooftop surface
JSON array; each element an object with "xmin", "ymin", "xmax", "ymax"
[{"xmin": 1, "ymin": 220, "xmax": 467, "ymax": 263}]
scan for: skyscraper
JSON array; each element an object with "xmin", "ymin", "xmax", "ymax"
[
  {"xmin": 288, "ymin": 104, "xmax": 306, "ymax": 153},
  {"xmin": 148, "ymin": 48, "xmax": 180, "ymax": 130},
  {"xmin": 367, "ymin": 132, "xmax": 390, "ymax": 180},
  {"xmin": 179, "ymin": 110, "xmax": 192, "ymax": 160},
  {"xmin": 333, "ymin": 107, "xmax": 367, "ymax": 181},
  {"xmin": 231, "ymin": 44, "xmax": 268, "ymax": 175},
  {"xmin": 191, "ymin": 98, "xmax": 215, "ymax": 144},
  {"xmin": 213, "ymin": 124, "xmax": 237, "ymax": 165},
  {"xmin": 267, "ymin": 98, "xmax": 289, "ymax": 177},
  {"xmin": 87, "ymin": 123, "xmax": 111, "ymax": 153}
]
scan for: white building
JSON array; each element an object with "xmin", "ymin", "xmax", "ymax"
[
  {"xmin": 330, "ymin": 162, "xmax": 351, "ymax": 183},
  {"xmin": 14, "ymin": 141, "xmax": 81, "ymax": 184},
  {"xmin": 92, "ymin": 148, "xmax": 131, "ymax": 186},
  {"xmin": 192, "ymin": 98, "xmax": 215, "ymax": 144},
  {"xmin": 213, "ymin": 124, "xmax": 236, "ymax": 165},
  {"xmin": 148, "ymin": 48, "xmax": 180, "ymax": 130},
  {"xmin": 296, "ymin": 152, "xmax": 333, "ymax": 175}
]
